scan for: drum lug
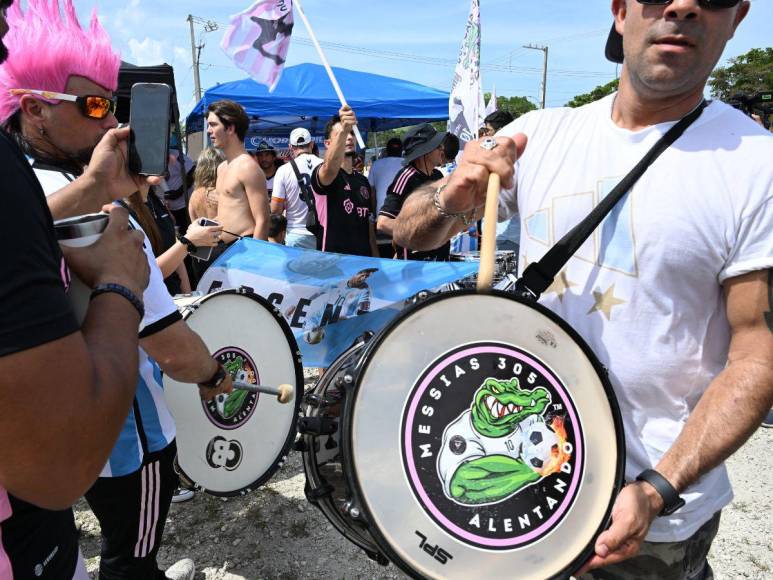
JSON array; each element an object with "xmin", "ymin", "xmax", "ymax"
[
  {"xmin": 344, "ymin": 500, "xmax": 363, "ymax": 521},
  {"xmin": 292, "ymin": 438, "xmax": 309, "ymax": 452},
  {"xmin": 297, "ymin": 416, "xmax": 338, "ymax": 436},
  {"xmin": 303, "ymin": 393, "xmax": 331, "ymax": 408},
  {"xmin": 335, "ymin": 374, "xmax": 355, "ymax": 388}
]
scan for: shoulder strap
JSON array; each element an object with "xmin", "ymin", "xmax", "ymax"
[
  {"xmin": 515, "ymin": 100, "xmax": 708, "ymax": 300},
  {"xmin": 290, "ymin": 157, "xmax": 317, "ymax": 213}
]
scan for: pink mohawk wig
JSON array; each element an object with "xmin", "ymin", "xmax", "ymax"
[{"xmin": 0, "ymin": 0, "xmax": 120, "ymax": 123}]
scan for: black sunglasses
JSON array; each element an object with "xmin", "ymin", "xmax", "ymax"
[{"xmin": 637, "ymin": 0, "xmax": 742, "ymax": 8}]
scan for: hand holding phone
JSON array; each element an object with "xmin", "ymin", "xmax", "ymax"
[{"xmin": 184, "ymin": 218, "xmax": 223, "ymax": 261}]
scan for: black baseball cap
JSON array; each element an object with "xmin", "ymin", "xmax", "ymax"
[
  {"xmin": 256, "ymin": 141, "xmax": 277, "ymax": 154},
  {"xmin": 402, "ymin": 124, "xmax": 447, "ymax": 165},
  {"xmin": 606, "ymin": 24, "xmax": 624, "ymax": 64}
]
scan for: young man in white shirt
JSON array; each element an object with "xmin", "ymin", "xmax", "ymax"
[{"xmin": 271, "ymin": 127, "xmax": 323, "ymax": 249}]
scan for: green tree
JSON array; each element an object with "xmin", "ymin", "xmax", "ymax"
[
  {"xmin": 565, "ymin": 79, "xmax": 619, "ymax": 108},
  {"xmin": 485, "ymin": 94, "xmax": 538, "ymax": 118},
  {"xmin": 708, "ymin": 47, "xmax": 773, "ymax": 101}
]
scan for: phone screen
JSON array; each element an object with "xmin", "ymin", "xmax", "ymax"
[{"xmin": 129, "ymin": 83, "xmax": 171, "ymax": 176}]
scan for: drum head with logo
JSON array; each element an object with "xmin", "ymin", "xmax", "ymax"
[
  {"xmin": 164, "ymin": 289, "xmax": 303, "ymax": 496},
  {"xmin": 346, "ymin": 290, "xmax": 624, "ymax": 579}
]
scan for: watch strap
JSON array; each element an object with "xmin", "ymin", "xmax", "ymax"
[
  {"xmin": 636, "ymin": 469, "xmax": 685, "ymax": 516},
  {"xmin": 179, "ymin": 235, "xmax": 197, "ymax": 253},
  {"xmin": 199, "ymin": 362, "xmax": 226, "ymax": 390}
]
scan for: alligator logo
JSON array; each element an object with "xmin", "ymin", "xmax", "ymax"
[
  {"xmin": 401, "ymin": 343, "xmax": 583, "ymax": 550},
  {"xmin": 203, "ymin": 348, "xmax": 260, "ymax": 430}
]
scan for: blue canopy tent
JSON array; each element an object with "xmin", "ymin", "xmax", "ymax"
[{"xmin": 185, "ymin": 63, "xmax": 449, "ymax": 147}]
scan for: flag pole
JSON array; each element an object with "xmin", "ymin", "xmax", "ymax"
[{"xmin": 293, "ymin": 0, "xmax": 367, "ymax": 150}]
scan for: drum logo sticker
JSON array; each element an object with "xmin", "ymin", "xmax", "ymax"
[
  {"xmin": 401, "ymin": 342, "xmax": 584, "ymax": 551},
  {"xmin": 206, "ymin": 436, "xmax": 243, "ymax": 471},
  {"xmin": 202, "ymin": 347, "xmax": 260, "ymax": 430}
]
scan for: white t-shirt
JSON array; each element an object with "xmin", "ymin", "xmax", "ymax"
[
  {"xmin": 272, "ymin": 153, "xmax": 323, "ymax": 231},
  {"xmin": 498, "ymin": 94, "xmax": 773, "ymax": 542},
  {"xmin": 368, "ymin": 156, "xmax": 404, "ymax": 213},
  {"xmin": 36, "ymin": 167, "xmax": 179, "ymax": 476}
]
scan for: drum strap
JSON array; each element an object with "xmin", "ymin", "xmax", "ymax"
[{"xmin": 515, "ymin": 100, "xmax": 708, "ymax": 300}]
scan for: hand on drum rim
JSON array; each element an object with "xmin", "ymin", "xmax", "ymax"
[{"xmin": 576, "ymin": 481, "xmax": 663, "ymax": 574}]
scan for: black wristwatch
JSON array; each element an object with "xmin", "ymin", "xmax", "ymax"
[
  {"xmin": 199, "ymin": 363, "xmax": 228, "ymax": 390},
  {"xmin": 636, "ymin": 469, "xmax": 685, "ymax": 516},
  {"xmin": 178, "ymin": 235, "xmax": 197, "ymax": 254}
]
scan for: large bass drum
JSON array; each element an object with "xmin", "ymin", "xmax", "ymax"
[
  {"xmin": 302, "ymin": 289, "xmax": 624, "ymax": 579},
  {"xmin": 164, "ymin": 288, "xmax": 303, "ymax": 496}
]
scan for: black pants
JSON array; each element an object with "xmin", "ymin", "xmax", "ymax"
[
  {"xmin": 2, "ymin": 497, "xmax": 79, "ymax": 580},
  {"xmin": 84, "ymin": 442, "xmax": 178, "ymax": 580}
]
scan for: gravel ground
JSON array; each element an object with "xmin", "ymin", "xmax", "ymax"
[{"xmin": 75, "ymin": 398, "xmax": 772, "ymax": 580}]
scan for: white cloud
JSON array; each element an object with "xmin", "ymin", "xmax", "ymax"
[{"xmin": 127, "ymin": 37, "xmax": 166, "ymax": 66}]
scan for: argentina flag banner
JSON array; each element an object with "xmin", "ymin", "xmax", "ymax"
[{"xmin": 197, "ymin": 239, "xmax": 478, "ymax": 367}]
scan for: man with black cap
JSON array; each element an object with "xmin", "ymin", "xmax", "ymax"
[
  {"xmin": 255, "ymin": 140, "xmax": 280, "ymax": 199},
  {"xmin": 394, "ymin": 2, "xmax": 772, "ymax": 578},
  {"xmin": 377, "ymin": 123, "xmax": 447, "ymax": 260}
]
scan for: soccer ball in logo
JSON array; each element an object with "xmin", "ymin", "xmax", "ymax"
[{"xmin": 521, "ymin": 420, "xmax": 559, "ymax": 472}]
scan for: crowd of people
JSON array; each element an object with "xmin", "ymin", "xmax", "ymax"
[{"xmin": 0, "ymin": 0, "xmax": 771, "ymax": 580}]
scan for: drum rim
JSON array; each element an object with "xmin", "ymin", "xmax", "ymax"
[
  {"xmin": 342, "ymin": 288, "xmax": 626, "ymax": 580},
  {"xmin": 175, "ymin": 287, "xmax": 304, "ymax": 497},
  {"xmin": 300, "ymin": 336, "xmax": 384, "ymax": 558}
]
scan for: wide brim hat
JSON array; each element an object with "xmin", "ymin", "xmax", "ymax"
[
  {"xmin": 605, "ymin": 23, "xmax": 624, "ymax": 64},
  {"xmin": 402, "ymin": 123, "xmax": 448, "ymax": 165}
]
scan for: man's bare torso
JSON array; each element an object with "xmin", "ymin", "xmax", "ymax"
[{"xmin": 215, "ymin": 154, "xmax": 262, "ymax": 243}]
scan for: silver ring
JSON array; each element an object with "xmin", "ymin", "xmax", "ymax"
[{"xmin": 480, "ymin": 137, "xmax": 498, "ymax": 151}]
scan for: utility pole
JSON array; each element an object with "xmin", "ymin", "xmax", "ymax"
[
  {"xmin": 524, "ymin": 43, "xmax": 548, "ymax": 109},
  {"xmin": 187, "ymin": 15, "xmax": 219, "ymax": 103},
  {"xmin": 187, "ymin": 15, "xmax": 202, "ymax": 102}
]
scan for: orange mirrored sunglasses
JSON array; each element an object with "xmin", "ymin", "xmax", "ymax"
[{"xmin": 9, "ymin": 89, "xmax": 117, "ymax": 120}]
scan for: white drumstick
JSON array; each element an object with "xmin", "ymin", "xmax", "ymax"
[{"xmin": 233, "ymin": 380, "xmax": 294, "ymax": 404}]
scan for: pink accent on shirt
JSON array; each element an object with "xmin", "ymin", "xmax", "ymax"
[{"xmin": 0, "ymin": 488, "xmax": 13, "ymax": 580}]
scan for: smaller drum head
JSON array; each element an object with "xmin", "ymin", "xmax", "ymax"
[
  {"xmin": 164, "ymin": 289, "xmax": 303, "ymax": 496},
  {"xmin": 347, "ymin": 291, "xmax": 624, "ymax": 580}
]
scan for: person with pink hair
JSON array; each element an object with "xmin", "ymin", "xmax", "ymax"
[
  {"xmin": 0, "ymin": 2, "xmax": 229, "ymax": 579},
  {"xmin": 0, "ymin": 0, "xmax": 156, "ymax": 578}
]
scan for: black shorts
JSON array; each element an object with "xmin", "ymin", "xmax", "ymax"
[{"xmin": 1, "ymin": 496, "xmax": 79, "ymax": 579}]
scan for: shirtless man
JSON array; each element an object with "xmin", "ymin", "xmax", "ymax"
[{"xmin": 206, "ymin": 99, "xmax": 269, "ymax": 243}]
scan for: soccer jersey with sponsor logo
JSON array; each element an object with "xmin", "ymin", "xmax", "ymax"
[
  {"xmin": 35, "ymin": 167, "xmax": 181, "ymax": 478},
  {"xmin": 497, "ymin": 94, "xmax": 773, "ymax": 541},
  {"xmin": 311, "ymin": 166, "xmax": 374, "ymax": 256},
  {"xmin": 380, "ymin": 166, "xmax": 449, "ymax": 261}
]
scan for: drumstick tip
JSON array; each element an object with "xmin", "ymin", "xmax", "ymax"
[{"xmin": 277, "ymin": 383, "xmax": 294, "ymax": 404}]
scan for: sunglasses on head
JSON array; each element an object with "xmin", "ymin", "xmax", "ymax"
[
  {"xmin": 10, "ymin": 89, "xmax": 118, "ymax": 120},
  {"xmin": 636, "ymin": 0, "xmax": 742, "ymax": 8}
]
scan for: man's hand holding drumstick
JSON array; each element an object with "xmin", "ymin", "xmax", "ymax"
[{"xmin": 392, "ymin": 134, "xmax": 527, "ymax": 254}]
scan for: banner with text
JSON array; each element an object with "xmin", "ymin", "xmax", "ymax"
[{"xmin": 197, "ymin": 239, "xmax": 478, "ymax": 367}]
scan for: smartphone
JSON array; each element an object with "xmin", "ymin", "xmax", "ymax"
[
  {"xmin": 128, "ymin": 83, "xmax": 172, "ymax": 176},
  {"xmin": 189, "ymin": 218, "xmax": 220, "ymax": 261}
]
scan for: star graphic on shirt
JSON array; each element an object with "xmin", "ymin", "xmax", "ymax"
[
  {"xmin": 587, "ymin": 284, "xmax": 626, "ymax": 320},
  {"xmin": 545, "ymin": 271, "xmax": 578, "ymax": 303}
]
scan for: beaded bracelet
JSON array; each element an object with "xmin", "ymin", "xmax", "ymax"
[
  {"xmin": 433, "ymin": 185, "xmax": 476, "ymax": 227},
  {"xmin": 90, "ymin": 283, "xmax": 145, "ymax": 320}
]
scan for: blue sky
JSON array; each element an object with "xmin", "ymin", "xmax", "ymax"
[{"xmin": 70, "ymin": 0, "xmax": 772, "ymax": 119}]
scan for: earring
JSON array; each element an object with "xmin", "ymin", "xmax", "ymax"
[{"xmin": 38, "ymin": 126, "xmax": 46, "ymax": 136}]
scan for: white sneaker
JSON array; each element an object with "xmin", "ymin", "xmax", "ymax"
[
  {"xmin": 172, "ymin": 488, "xmax": 194, "ymax": 503},
  {"xmin": 165, "ymin": 558, "xmax": 195, "ymax": 580}
]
